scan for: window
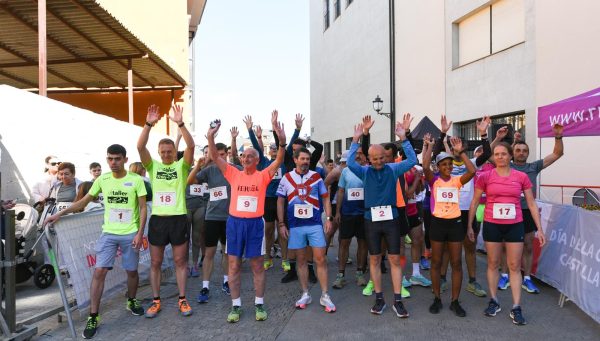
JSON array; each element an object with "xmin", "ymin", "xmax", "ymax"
[
  {"xmin": 323, "ymin": 0, "xmax": 330, "ymax": 31},
  {"xmin": 455, "ymin": 111, "xmax": 525, "ymax": 153},
  {"xmin": 334, "ymin": 0, "xmax": 341, "ymax": 19},
  {"xmin": 334, "ymin": 139, "xmax": 342, "ymax": 161},
  {"xmin": 455, "ymin": 0, "xmax": 525, "ymax": 66},
  {"xmin": 345, "ymin": 137, "xmax": 353, "ymax": 150},
  {"xmin": 324, "ymin": 142, "xmax": 331, "ymax": 162}
]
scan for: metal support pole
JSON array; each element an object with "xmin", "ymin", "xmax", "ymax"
[
  {"xmin": 128, "ymin": 59, "xmax": 134, "ymax": 124},
  {"xmin": 4, "ymin": 210, "xmax": 16, "ymax": 332},
  {"xmin": 38, "ymin": 0, "xmax": 48, "ymax": 97},
  {"xmin": 388, "ymin": 0, "xmax": 396, "ymax": 142}
]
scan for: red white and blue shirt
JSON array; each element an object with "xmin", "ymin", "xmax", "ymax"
[{"xmin": 277, "ymin": 169, "xmax": 328, "ymax": 228}]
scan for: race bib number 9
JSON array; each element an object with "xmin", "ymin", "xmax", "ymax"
[
  {"xmin": 209, "ymin": 186, "xmax": 228, "ymax": 201},
  {"xmin": 436, "ymin": 187, "xmax": 458, "ymax": 203},
  {"xmin": 347, "ymin": 188, "xmax": 364, "ymax": 201},
  {"xmin": 371, "ymin": 205, "xmax": 393, "ymax": 222},
  {"xmin": 294, "ymin": 204, "xmax": 313, "ymax": 219},
  {"xmin": 492, "ymin": 203, "xmax": 516, "ymax": 220},
  {"xmin": 237, "ymin": 196, "xmax": 258, "ymax": 212},
  {"xmin": 155, "ymin": 192, "xmax": 176, "ymax": 206},
  {"xmin": 108, "ymin": 208, "xmax": 133, "ymax": 224},
  {"xmin": 56, "ymin": 202, "xmax": 72, "ymax": 212}
]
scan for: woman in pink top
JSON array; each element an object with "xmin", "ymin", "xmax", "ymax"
[{"xmin": 467, "ymin": 142, "xmax": 546, "ymax": 325}]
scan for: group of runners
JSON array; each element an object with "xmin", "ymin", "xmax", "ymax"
[{"xmin": 44, "ymin": 105, "xmax": 564, "ymax": 339}]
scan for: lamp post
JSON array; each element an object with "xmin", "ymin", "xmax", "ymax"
[{"xmin": 372, "ymin": 95, "xmax": 395, "ymax": 141}]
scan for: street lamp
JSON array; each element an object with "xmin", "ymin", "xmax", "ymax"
[{"xmin": 372, "ymin": 95, "xmax": 390, "ymax": 118}]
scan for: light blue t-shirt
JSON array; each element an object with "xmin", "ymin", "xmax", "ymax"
[{"xmin": 338, "ymin": 167, "xmax": 364, "ymax": 216}]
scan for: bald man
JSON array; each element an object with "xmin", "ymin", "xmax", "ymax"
[{"xmin": 347, "ymin": 120, "xmax": 417, "ymax": 318}]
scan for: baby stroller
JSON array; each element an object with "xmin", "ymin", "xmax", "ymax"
[{"xmin": 8, "ymin": 203, "xmax": 55, "ymax": 289}]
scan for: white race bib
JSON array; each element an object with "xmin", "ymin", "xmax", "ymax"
[
  {"xmin": 460, "ymin": 180, "xmax": 472, "ymax": 193},
  {"xmin": 155, "ymin": 192, "xmax": 176, "ymax": 206},
  {"xmin": 190, "ymin": 184, "xmax": 205, "ymax": 196},
  {"xmin": 56, "ymin": 202, "xmax": 72, "ymax": 212},
  {"xmin": 273, "ymin": 168, "xmax": 283, "ymax": 180},
  {"xmin": 108, "ymin": 208, "xmax": 133, "ymax": 224},
  {"xmin": 237, "ymin": 196, "xmax": 258, "ymax": 212},
  {"xmin": 492, "ymin": 203, "xmax": 516, "ymax": 220},
  {"xmin": 436, "ymin": 187, "xmax": 458, "ymax": 203},
  {"xmin": 209, "ymin": 186, "xmax": 228, "ymax": 201},
  {"xmin": 347, "ymin": 188, "xmax": 364, "ymax": 201},
  {"xmin": 294, "ymin": 204, "xmax": 313, "ymax": 219},
  {"xmin": 371, "ymin": 205, "xmax": 393, "ymax": 222}
]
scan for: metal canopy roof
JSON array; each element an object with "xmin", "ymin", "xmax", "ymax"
[{"xmin": 0, "ymin": 0, "xmax": 186, "ymax": 91}]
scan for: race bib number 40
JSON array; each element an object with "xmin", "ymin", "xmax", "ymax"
[
  {"xmin": 347, "ymin": 188, "xmax": 364, "ymax": 201},
  {"xmin": 209, "ymin": 186, "xmax": 228, "ymax": 201},
  {"xmin": 237, "ymin": 196, "xmax": 258, "ymax": 212},
  {"xmin": 492, "ymin": 203, "xmax": 516, "ymax": 220},
  {"xmin": 371, "ymin": 205, "xmax": 393, "ymax": 222},
  {"xmin": 436, "ymin": 187, "xmax": 458, "ymax": 203},
  {"xmin": 108, "ymin": 208, "xmax": 133, "ymax": 224},
  {"xmin": 294, "ymin": 204, "xmax": 313, "ymax": 219},
  {"xmin": 155, "ymin": 192, "xmax": 176, "ymax": 206}
]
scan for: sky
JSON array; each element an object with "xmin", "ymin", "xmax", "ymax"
[{"xmin": 192, "ymin": 0, "xmax": 310, "ymax": 147}]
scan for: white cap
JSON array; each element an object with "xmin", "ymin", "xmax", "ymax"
[{"xmin": 339, "ymin": 150, "xmax": 349, "ymax": 162}]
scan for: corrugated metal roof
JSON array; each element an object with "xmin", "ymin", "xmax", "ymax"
[{"xmin": 0, "ymin": 0, "xmax": 186, "ymax": 90}]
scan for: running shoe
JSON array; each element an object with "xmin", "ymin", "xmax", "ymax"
[
  {"xmin": 255, "ymin": 304, "xmax": 268, "ymax": 321},
  {"xmin": 429, "ymin": 297, "xmax": 442, "ymax": 314},
  {"xmin": 522, "ymin": 278, "xmax": 540, "ymax": 294},
  {"xmin": 320, "ymin": 292, "xmax": 336, "ymax": 313},
  {"xmin": 179, "ymin": 298, "xmax": 193, "ymax": 316},
  {"xmin": 346, "ymin": 257, "xmax": 353, "ymax": 265},
  {"xmin": 308, "ymin": 266, "xmax": 318, "ymax": 284},
  {"xmin": 222, "ymin": 281, "xmax": 231, "ymax": 295},
  {"xmin": 419, "ymin": 257, "xmax": 430, "ymax": 270},
  {"xmin": 126, "ymin": 298, "xmax": 144, "ymax": 316},
  {"xmin": 393, "ymin": 301, "xmax": 409, "ymax": 318},
  {"xmin": 82, "ymin": 315, "xmax": 99, "ymax": 339},
  {"xmin": 510, "ymin": 306, "xmax": 527, "ymax": 325},
  {"xmin": 401, "ymin": 286, "xmax": 411, "ymax": 299},
  {"xmin": 264, "ymin": 259, "xmax": 273, "ymax": 270},
  {"xmin": 404, "ymin": 235, "xmax": 412, "ymax": 244},
  {"xmin": 484, "ymin": 299, "xmax": 501, "ymax": 317},
  {"xmin": 410, "ymin": 274, "xmax": 432, "ymax": 287},
  {"xmin": 281, "ymin": 270, "xmax": 298, "ymax": 283},
  {"xmin": 370, "ymin": 298, "xmax": 386, "ymax": 315},
  {"xmin": 356, "ymin": 271, "xmax": 368, "ymax": 286},
  {"xmin": 449, "ymin": 300, "xmax": 466, "ymax": 317},
  {"xmin": 466, "ymin": 281, "xmax": 487, "ymax": 297},
  {"xmin": 498, "ymin": 274, "xmax": 510, "ymax": 290},
  {"xmin": 402, "ymin": 276, "xmax": 412, "ymax": 288},
  {"xmin": 362, "ymin": 280, "xmax": 374, "ymax": 296},
  {"xmin": 282, "ymin": 260, "xmax": 291, "ymax": 272},
  {"xmin": 295, "ymin": 292, "xmax": 312, "ymax": 309},
  {"xmin": 227, "ymin": 306, "xmax": 242, "ymax": 323},
  {"xmin": 144, "ymin": 300, "xmax": 161, "ymax": 318},
  {"xmin": 188, "ymin": 265, "xmax": 200, "ymax": 278},
  {"xmin": 197, "ymin": 287, "xmax": 209, "ymax": 303},
  {"xmin": 332, "ymin": 273, "xmax": 346, "ymax": 289}
]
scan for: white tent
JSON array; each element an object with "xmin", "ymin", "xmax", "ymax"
[{"xmin": 0, "ymin": 85, "xmax": 169, "ymax": 204}]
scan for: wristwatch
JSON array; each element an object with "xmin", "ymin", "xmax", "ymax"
[{"xmin": 326, "ymin": 216, "xmax": 334, "ymax": 221}]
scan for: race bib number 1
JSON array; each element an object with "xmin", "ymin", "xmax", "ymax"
[
  {"xmin": 210, "ymin": 186, "xmax": 228, "ymax": 201},
  {"xmin": 492, "ymin": 203, "xmax": 516, "ymax": 220},
  {"xmin": 347, "ymin": 188, "xmax": 364, "ymax": 201},
  {"xmin": 155, "ymin": 192, "xmax": 176, "ymax": 206},
  {"xmin": 371, "ymin": 205, "xmax": 393, "ymax": 222},
  {"xmin": 436, "ymin": 187, "xmax": 458, "ymax": 203},
  {"xmin": 294, "ymin": 204, "xmax": 313, "ymax": 219},
  {"xmin": 108, "ymin": 208, "xmax": 133, "ymax": 223},
  {"xmin": 237, "ymin": 196, "xmax": 258, "ymax": 212}
]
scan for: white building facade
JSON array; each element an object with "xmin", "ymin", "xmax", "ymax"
[{"xmin": 310, "ymin": 0, "xmax": 600, "ymax": 204}]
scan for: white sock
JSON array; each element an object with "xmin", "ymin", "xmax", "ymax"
[
  {"xmin": 255, "ymin": 297, "xmax": 264, "ymax": 305},
  {"xmin": 412, "ymin": 263, "xmax": 420, "ymax": 277},
  {"xmin": 202, "ymin": 281, "xmax": 209, "ymax": 289},
  {"xmin": 223, "ymin": 275, "xmax": 229, "ymax": 283},
  {"xmin": 524, "ymin": 275, "xmax": 531, "ymax": 281},
  {"xmin": 232, "ymin": 297, "xmax": 241, "ymax": 306}
]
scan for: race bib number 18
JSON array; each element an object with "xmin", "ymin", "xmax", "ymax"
[
  {"xmin": 237, "ymin": 196, "xmax": 258, "ymax": 212},
  {"xmin": 155, "ymin": 192, "xmax": 176, "ymax": 206}
]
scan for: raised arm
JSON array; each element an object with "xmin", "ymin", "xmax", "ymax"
[
  {"xmin": 390, "ymin": 117, "xmax": 417, "ymax": 174},
  {"xmin": 361, "ymin": 115, "xmax": 375, "ymax": 159},
  {"xmin": 137, "ymin": 104, "xmax": 161, "ymax": 166},
  {"xmin": 422, "ymin": 133, "xmax": 435, "ymax": 183},
  {"xmin": 347, "ymin": 123, "xmax": 368, "ymax": 179},
  {"xmin": 542, "ymin": 124, "xmax": 564, "ymax": 169},
  {"xmin": 169, "ymin": 104, "xmax": 194, "ymax": 165},
  {"xmin": 206, "ymin": 120, "xmax": 228, "ymax": 174},
  {"xmin": 309, "ymin": 139, "xmax": 323, "ymax": 169},
  {"xmin": 255, "ymin": 125, "xmax": 265, "ymax": 152},
  {"xmin": 474, "ymin": 116, "xmax": 492, "ymax": 166},
  {"xmin": 186, "ymin": 157, "xmax": 205, "ymax": 185},
  {"xmin": 230, "ymin": 126, "xmax": 241, "ymax": 166},
  {"xmin": 267, "ymin": 120, "xmax": 287, "ymax": 177},
  {"xmin": 451, "ymin": 137, "xmax": 476, "ymax": 185},
  {"xmin": 433, "ymin": 114, "xmax": 452, "ymax": 158}
]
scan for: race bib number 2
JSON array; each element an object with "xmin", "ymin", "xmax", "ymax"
[
  {"xmin": 371, "ymin": 205, "xmax": 393, "ymax": 222},
  {"xmin": 155, "ymin": 192, "xmax": 176, "ymax": 206},
  {"xmin": 237, "ymin": 196, "xmax": 258, "ymax": 212}
]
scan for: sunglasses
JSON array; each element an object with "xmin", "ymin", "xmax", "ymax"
[{"xmin": 50, "ymin": 162, "xmax": 62, "ymax": 166}]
